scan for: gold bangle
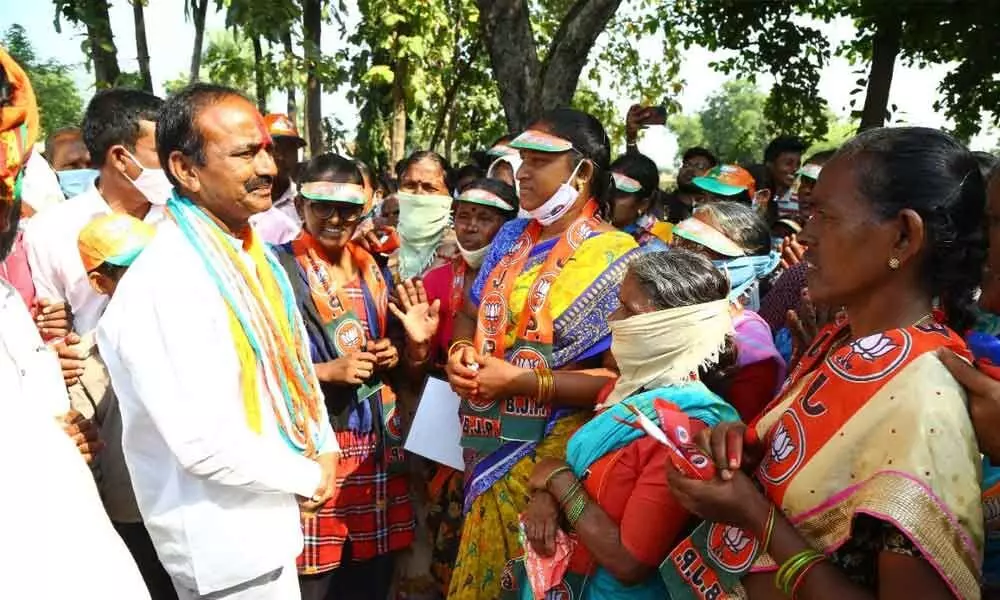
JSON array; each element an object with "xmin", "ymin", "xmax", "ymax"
[
  {"xmin": 448, "ymin": 339, "xmax": 473, "ymax": 357},
  {"xmin": 535, "ymin": 367, "xmax": 554, "ymax": 403}
]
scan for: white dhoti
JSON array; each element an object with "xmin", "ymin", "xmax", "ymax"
[{"xmin": 172, "ymin": 563, "xmax": 299, "ymax": 600}]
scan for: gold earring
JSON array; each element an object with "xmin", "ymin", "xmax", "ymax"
[{"xmin": 888, "ymin": 257, "xmax": 900, "ymax": 270}]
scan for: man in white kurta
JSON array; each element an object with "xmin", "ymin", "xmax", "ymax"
[{"xmin": 97, "ymin": 83, "xmax": 339, "ymax": 599}]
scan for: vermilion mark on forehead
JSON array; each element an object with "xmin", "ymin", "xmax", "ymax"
[{"xmin": 254, "ymin": 113, "xmax": 273, "ymax": 149}]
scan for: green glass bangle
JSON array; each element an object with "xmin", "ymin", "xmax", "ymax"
[{"xmin": 565, "ymin": 490, "xmax": 589, "ymax": 527}]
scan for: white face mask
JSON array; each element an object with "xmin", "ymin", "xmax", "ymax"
[
  {"xmin": 456, "ymin": 238, "xmax": 489, "ymax": 268},
  {"xmin": 123, "ymin": 150, "xmax": 174, "ymax": 206},
  {"xmin": 527, "ymin": 161, "xmax": 584, "ymax": 226}
]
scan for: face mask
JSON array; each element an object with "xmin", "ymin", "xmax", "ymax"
[
  {"xmin": 57, "ymin": 168, "xmax": 98, "ymax": 199},
  {"xmin": 395, "ymin": 191, "xmax": 453, "ymax": 280},
  {"xmin": 457, "ymin": 238, "xmax": 489, "ymax": 268},
  {"xmin": 396, "ymin": 192, "xmax": 452, "ymax": 240},
  {"xmin": 527, "ymin": 161, "xmax": 584, "ymax": 226},
  {"xmin": 123, "ymin": 150, "xmax": 173, "ymax": 206},
  {"xmin": 713, "ymin": 252, "xmax": 781, "ymax": 309}
]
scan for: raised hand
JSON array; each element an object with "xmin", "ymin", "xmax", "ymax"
[
  {"xmin": 389, "ymin": 278, "xmax": 441, "ymax": 346},
  {"xmin": 786, "ymin": 288, "xmax": 843, "ymax": 368},
  {"xmin": 779, "ymin": 234, "xmax": 807, "ymax": 270}
]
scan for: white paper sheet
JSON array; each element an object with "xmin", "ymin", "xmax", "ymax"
[{"xmin": 404, "ymin": 377, "xmax": 465, "ymax": 470}]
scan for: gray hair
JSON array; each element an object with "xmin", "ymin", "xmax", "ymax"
[
  {"xmin": 694, "ymin": 201, "xmax": 771, "ymax": 256},
  {"xmin": 629, "ymin": 249, "xmax": 729, "ymax": 310}
]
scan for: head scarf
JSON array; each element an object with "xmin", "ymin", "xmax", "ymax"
[
  {"xmin": 601, "ymin": 299, "xmax": 733, "ymax": 408},
  {"xmin": 396, "ymin": 191, "xmax": 452, "ymax": 279},
  {"xmin": 0, "ymin": 47, "xmax": 39, "ymax": 260},
  {"xmin": 714, "ymin": 253, "xmax": 781, "ymax": 310}
]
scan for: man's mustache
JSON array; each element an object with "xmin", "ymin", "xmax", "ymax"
[{"xmin": 244, "ymin": 176, "xmax": 273, "ymax": 193}]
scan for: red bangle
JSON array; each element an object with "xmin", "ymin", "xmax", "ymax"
[{"xmin": 790, "ymin": 555, "xmax": 824, "ymax": 598}]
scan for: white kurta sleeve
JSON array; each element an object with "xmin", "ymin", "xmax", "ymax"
[
  {"xmin": 24, "ymin": 220, "xmax": 64, "ymax": 303},
  {"xmin": 98, "ymin": 266, "xmax": 324, "ymax": 499}
]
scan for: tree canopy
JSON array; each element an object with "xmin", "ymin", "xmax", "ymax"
[
  {"xmin": 30, "ymin": 0, "xmax": 1000, "ymax": 166},
  {"xmin": 3, "ymin": 24, "xmax": 84, "ymax": 137}
]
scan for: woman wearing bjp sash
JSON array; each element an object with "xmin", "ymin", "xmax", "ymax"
[
  {"xmin": 272, "ymin": 154, "xmax": 414, "ymax": 600},
  {"xmin": 444, "ymin": 108, "xmax": 640, "ymax": 599},
  {"xmin": 661, "ymin": 127, "xmax": 985, "ymax": 600}
]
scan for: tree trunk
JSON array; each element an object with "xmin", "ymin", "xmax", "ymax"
[
  {"xmin": 252, "ymin": 35, "xmax": 267, "ymax": 112},
  {"xmin": 475, "ymin": 0, "xmax": 542, "ymax": 132},
  {"xmin": 303, "ymin": 0, "xmax": 324, "ymax": 156},
  {"xmin": 476, "ymin": 0, "xmax": 622, "ymax": 132},
  {"xmin": 430, "ymin": 36, "xmax": 480, "ymax": 151},
  {"xmin": 281, "ymin": 29, "xmax": 297, "ymax": 122},
  {"xmin": 132, "ymin": 0, "xmax": 153, "ymax": 92},
  {"xmin": 859, "ymin": 15, "xmax": 902, "ymax": 131},
  {"xmin": 390, "ymin": 57, "xmax": 408, "ymax": 166},
  {"xmin": 444, "ymin": 100, "xmax": 459, "ymax": 163},
  {"xmin": 539, "ymin": 0, "xmax": 623, "ymax": 111},
  {"xmin": 87, "ymin": 0, "xmax": 121, "ymax": 88},
  {"xmin": 189, "ymin": 0, "xmax": 209, "ymax": 82}
]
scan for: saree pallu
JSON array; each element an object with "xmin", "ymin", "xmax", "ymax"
[
  {"xmin": 747, "ymin": 322, "xmax": 982, "ymax": 598},
  {"xmin": 502, "ymin": 385, "xmax": 739, "ymax": 600},
  {"xmin": 448, "ymin": 220, "xmax": 638, "ymax": 600}
]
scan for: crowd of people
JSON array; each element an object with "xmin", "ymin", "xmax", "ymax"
[{"xmin": 6, "ymin": 39, "xmax": 1000, "ymax": 600}]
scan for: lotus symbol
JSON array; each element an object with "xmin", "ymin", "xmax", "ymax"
[
  {"xmin": 770, "ymin": 423, "xmax": 795, "ymax": 463},
  {"xmin": 484, "ymin": 301, "xmax": 502, "ymax": 323},
  {"xmin": 722, "ymin": 526, "xmax": 752, "ymax": 554},
  {"xmin": 851, "ymin": 333, "xmax": 897, "ymax": 361},
  {"xmin": 340, "ymin": 327, "xmax": 361, "ymax": 348}
]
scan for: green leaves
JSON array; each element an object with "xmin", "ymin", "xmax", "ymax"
[
  {"xmin": 3, "ymin": 24, "xmax": 84, "ymax": 136},
  {"xmin": 364, "ymin": 64, "xmax": 395, "ymax": 85}
]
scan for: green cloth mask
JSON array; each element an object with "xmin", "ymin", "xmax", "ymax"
[{"xmin": 396, "ymin": 191, "xmax": 452, "ymax": 279}]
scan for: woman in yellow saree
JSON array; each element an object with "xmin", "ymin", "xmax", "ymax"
[
  {"xmin": 444, "ymin": 109, "xmax": 639, "ymax": 599},
  {"xmin": 664, "ymin": 127, "xmax": 986, "ymax": 600}
]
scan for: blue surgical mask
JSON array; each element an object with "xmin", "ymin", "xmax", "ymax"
[
  {"xmin": 57, "ymin": 169, "xmax": 99, "ymax": 199},
  {"xmin": 713, "ymin": 251, "xmax": 781, "ymax": 310}
]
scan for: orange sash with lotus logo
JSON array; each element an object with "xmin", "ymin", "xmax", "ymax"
[
  {"xmin": 755, "ymin": 321, "xmax": 969, "ymax": 505},
  {"xmin": 663, "ymin": 321, "xmax": 978, "ymax": 599},
  {"xmin": 462, "ymin": 201, "xmax": 600, "ymax": 453}
]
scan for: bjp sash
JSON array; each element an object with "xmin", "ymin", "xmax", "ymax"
[
  {"xmin": 293, "ymin": 234, "xmax": 406, "ymax": 472},
  {"xmin": 662, "ymin": 321, "xmax": 983, "ymax": 600},
  {"xmin": 461, "ymin": 201, "xmax": 601, "ymax": 453}
]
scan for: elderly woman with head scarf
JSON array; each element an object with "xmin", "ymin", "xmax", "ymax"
[
  {"xmin": 672, "ymin": 201, "xmax": 784, "ymax": 422},
  {"xmin": 502, "ymin": 249, "xmax": 739, "ymax": 599}
]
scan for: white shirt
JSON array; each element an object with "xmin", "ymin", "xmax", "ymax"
[
  {"xmin": 250, "ymin": 181, "xmax": 301, "ymax": 244},
  {"xmin": 0, "ymin": 280, "xmax": 149, "ymax": 600},
  {"xmin": 0, "ymin": 279, "xmax": 69, "ymax": 416},
  {"xmin": 24, "ymin": 182, "xmax": 166, "ymax": 334},
  {"xmin": 20, "ymin": 151, "xmax": 64, "ymax": 213},
  {"xmin": 97, "ymin": 219, "xmax": 337, "ymax": 595}
]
